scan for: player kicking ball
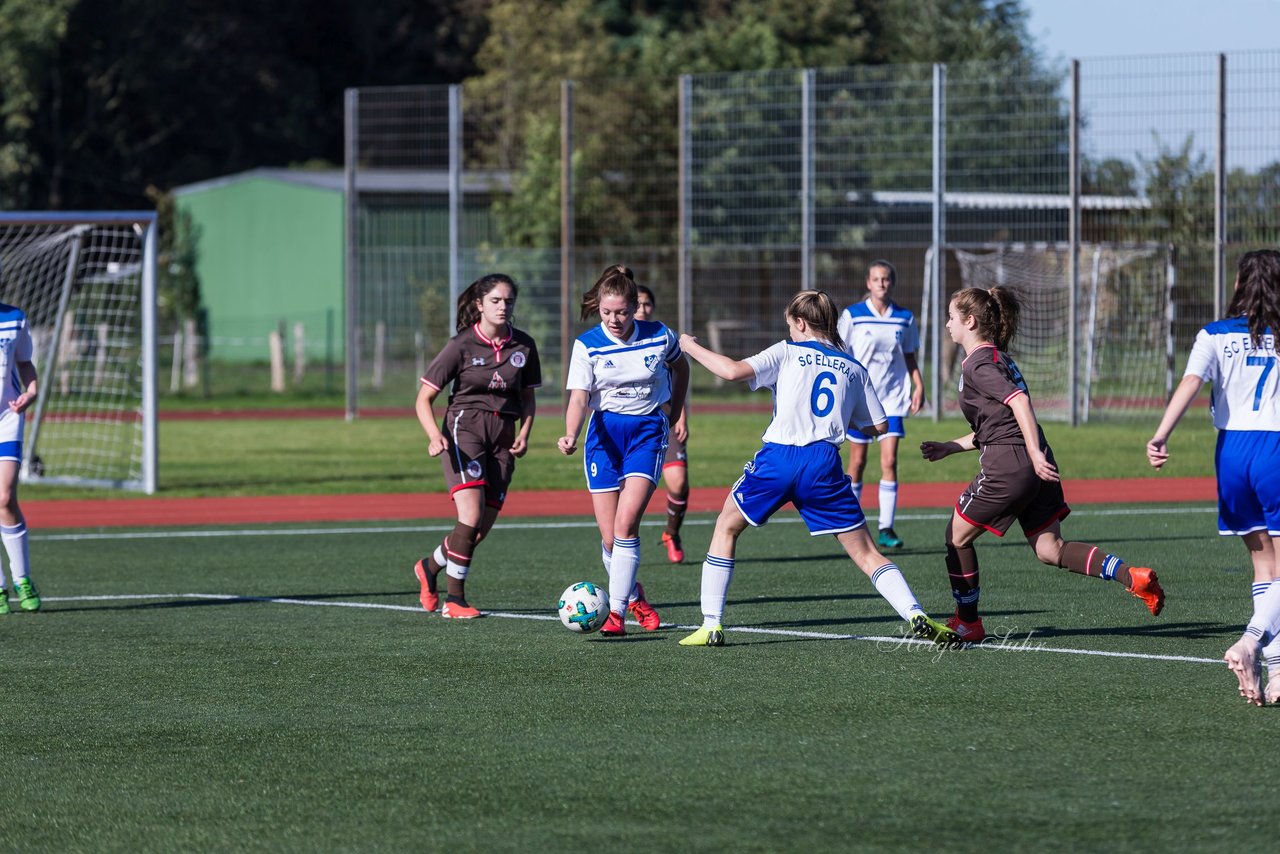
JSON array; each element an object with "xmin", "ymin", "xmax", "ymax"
[{"xmin": 675, "ymin": 290, "xmax": 958, "ymax": 648}]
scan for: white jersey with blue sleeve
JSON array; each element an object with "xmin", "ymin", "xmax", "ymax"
[
  {"xmin": 1184, "ymin": 317, "xmax": 1280, "ymax": 431},
  {"xmin": 745, "ymin": 338, "xmax": 886, "ymax": 446},
  {"xmin": 836, "ymin": 299, "xmax": 918, "ymax": 417},
  {"xmin": 566, "ymin": 319, "xmax": 682, "ymax": 416},
  {"xmin": 0, "ymin": 303, "xmax": 34, "ymax": 410}
]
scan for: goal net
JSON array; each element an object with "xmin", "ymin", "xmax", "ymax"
[
  {"xmin": 0, "ymin": 213, "xmax": 158, "ymax": 493},
  {"xmin": 939, "ymin": 243, "xmax": 1172, "ymax": 422}
]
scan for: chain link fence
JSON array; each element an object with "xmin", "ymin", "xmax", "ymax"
[{"xmin": 344, "ymin": 51, "xmax": 1280, "ymax": 421}]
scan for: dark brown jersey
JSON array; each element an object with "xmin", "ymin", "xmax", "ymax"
[
  {"xmin": 421, "ymin": 324, "xmax": 541, "ymax": 418},
  {"xmin": 958, "ymin": 343, "xmax": 1048, "ymax": 449}
]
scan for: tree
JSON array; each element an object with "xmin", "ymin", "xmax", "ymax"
[
  {"xmin": 7, "ymin": 0, "xmax": 490, "ymax": 210},
  {"xmin": 0, "ymin": 0, "xmax": 75, "ymax": 207}
]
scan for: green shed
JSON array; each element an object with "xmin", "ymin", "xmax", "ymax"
[{"xmin": 173, "ymin": 167, "xmax": 503, "ymax": 366}]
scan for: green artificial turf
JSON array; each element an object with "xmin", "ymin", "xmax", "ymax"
[{"xmin": 4, "ymin": 506, "xmax": 1277, "ymax": 851}]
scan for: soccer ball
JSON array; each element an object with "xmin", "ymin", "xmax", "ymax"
[{"xmin": 558, "ymin": 581, "xmax": 609, "ymax": 633}]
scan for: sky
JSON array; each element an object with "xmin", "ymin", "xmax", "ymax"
[{"xmin": 1019, "ymin": 0, "xmax": 1280, "ymax": 59}]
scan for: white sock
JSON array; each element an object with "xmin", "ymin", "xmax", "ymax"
[
  {"xmin": 1, "ymin": 523, "xmax": 29, "ymax": 583},
  {"xmin": 878, "ymin": 481, "xmax": 898, "ymax": 529},
  {"xmin": 1254, "ymin": 582, "xmax": 1277, "ymax": 668},
  {"xmin": 601, "ymin": 541, "xmax": 612, "ymax": 575},
  {"xmin": 700, "ymin": 555, "xmax": 735, "ymax": 626},
  {"xmin": 1252, "ymin": 580, "xmax": 1274, "ymax": 619},
  {"xmin": 850, "ymin": 481, "xmax": 863, "ymax": 501},
  {"xmin": 607, "ymin": 537, "xmax": 640, "ymax": 615},
  {"xmin": 1264, "ymin": 634, "xmax": 1280, "ymax": 674},
  {"xmin": 870, "ymin": 563, "xmax": 922, "ymax": 622},
  {"xmin": 1247, "ymin": 581, "xmax": 1280, "ymax": 640}
]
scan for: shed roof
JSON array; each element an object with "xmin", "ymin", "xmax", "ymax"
[{"xmin": 173, "ymin": 167, "xmax": 513, "ymax": 197}]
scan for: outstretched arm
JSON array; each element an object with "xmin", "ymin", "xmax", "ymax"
[
  {"xmin": 920, "ymin": 432, "xmax": 976, "ymax": 461},
  {"xmin": 678, "ymin": 334, "xmax": 755, "ymax": 383},
  {"xmin": 1148, "ymin": 374, "xmax": 1205, "ymax": 469}
]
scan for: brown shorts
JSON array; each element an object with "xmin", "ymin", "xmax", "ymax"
[
  {"xmin": 663, "ymin": 433, "xmax": 687, "ymax": 469},
  {"xmin": 955, "ymin": 443, "xmax": 1070, "ymax": 537},
  {"xmin": 439, "ymin": 408, "xmax": 517, "ymax": 509}
]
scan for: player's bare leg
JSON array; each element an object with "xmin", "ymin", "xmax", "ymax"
[
  {"xmin": 834, "ymin": 526, "xmax": 959, "ymax": 647},
  {"xmin": 1028, "ymin": 521, "xmax": 1164, "ymax": 616},
  {"xmin": 661, "ymin": 464, "xmax": 688, "ymax": 563},
  {"xmin": 876, "ymin": 435, "xmax": 903, "ymax": 548},
  {"xmin": 1225, "ymin": 635, "xmax": 1264, "ymax": 706},
  {"xmin": 845, "ymin": 440, "xmax": 868, "ymax": 499}
]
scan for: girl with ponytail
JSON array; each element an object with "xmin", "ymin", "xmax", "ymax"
[{"xmin": 921, "ymin": 287, "xmax": 1165, "ymax": 644}]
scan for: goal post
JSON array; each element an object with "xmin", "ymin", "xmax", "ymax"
[{"xmin": 0, "ymin": 212, "xmax": 158, "ymax": 493}]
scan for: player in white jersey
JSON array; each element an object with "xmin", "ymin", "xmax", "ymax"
[
  {"xmin": 0, "ymin": 303, "xmax": 40, "ymax": 614},
  {"xmin": 1148, "ymin": 249, "xmax": 1280, "ymax": 704},
  {"xmin": 559, "ymin": 265, "xmax": 690, "ymax": 637},
  {"xmin": 675, "ymin": 290, "xmax": 957, "ymax": 648},
  {"xmin": 837, "ymin": 261, "xmax": 923, "ymax": 549}
]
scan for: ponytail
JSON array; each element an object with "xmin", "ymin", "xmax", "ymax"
[
  {"xmin": 952, "ymin": 286, "xmax": 1022, "ymax": 350},
  {"xmin": 786, "ymin": 290, "xmax": 841, "ymax": 348},
  {"xmin": 580, "ymin": 265, "xmax": 638, "ymax": 321}
]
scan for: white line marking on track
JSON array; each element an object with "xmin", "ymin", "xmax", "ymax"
[
  {"xmin": 43, "ymin": 592, "xmax": 1224, "ymax": 666},
  {"xmin": 34, "ymin": 504, "xmax": 1215, "ymax": 542}
]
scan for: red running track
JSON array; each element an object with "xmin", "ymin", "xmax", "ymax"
[{"xmin": 22, "ymin": 477, "xmax": 1216, "ymax": 529}]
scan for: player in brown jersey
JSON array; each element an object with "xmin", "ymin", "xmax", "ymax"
[
  {"xmin": 635, "ymin": 285, "xmax": 690, "ymax": 563},
  {"xmin": 919, "ymin": 287, "xmax": 1164, "ymax": 643},
  {"xmin": 413, "ymin": 274, "xmax": 541, "ymax": 618}
]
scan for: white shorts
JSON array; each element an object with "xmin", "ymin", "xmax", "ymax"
[{"xmin": 0, "ymin": 408, "xmax": 23, "ymax": 461}]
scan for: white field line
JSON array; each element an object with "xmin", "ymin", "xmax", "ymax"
[
  {"xmin": 34, "ymin": 504, "xmax": 1216, "ymax": 543},
  {"xmin": 41, "ymin": 591, "xmax": 1224, "ymax": 666}
]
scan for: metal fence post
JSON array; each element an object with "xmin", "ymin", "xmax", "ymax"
[
  {"xmin": 448, "ymin": 84, "xmax": 462, "ymax": 335},
  {"xmin": 801, "ymin": 69, "xmax": 815, "ymax": 292},
  {"xmin": 560, "ymin": 79, "xmax": 574, "ymax": 411},
  {"xmin": 343, "ymin": 87, "xmax": 359, "ymax": 421},
  {"xmin": 678, "ymin": 75, "xmax": 691, "ymax": 337},
  {"xmin": 929, "ymin": 63, "xmax": 946, "ymax": 421},
  {"xmin": 1069, "ymin": 59, "xmax": 1081, "ymax": 426},
  {"xmin": 1215, "ymin": 53, "xmax": 1227, "ymax": 318}
]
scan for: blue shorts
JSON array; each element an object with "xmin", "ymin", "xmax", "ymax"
[
  {"xmin": 731, "ymin": 442, "xmax": 867, "ymax": 536},
  {"xmin": 583, "ymin": 409, "xmax": 668, "ymax": 493},
  {"xmin": 847, "ymin": 415, "xmax": 905, "ymax": 444},
  {"xmin": 1215, "ymin": 430, "xmax": 1280, "ymax": 536}
]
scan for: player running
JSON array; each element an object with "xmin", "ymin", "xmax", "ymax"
[
  {"xmin": 837, "ymin": 261, "xmax": 924, "ymax": 549},
  {"xmin": 559, "ymin": 265, "xmax": 690, "ymax": 636},
  {"xmin": 920, "ymin": 287, "xmax": 1164, "ymax": 644},
  {"xmin": 675, "ymin": 290, "xmax": 958, "ymax": 648},
  {"xmin": 1147, "ymin": 250, "xmax": 1280, "ymax": 705},
  {"xmin": 635, "ymin": 284, "xmax": 690, "ymax": 563},
  {"xmin": 413, "ymin": 274, "xmax": 541, "ymax": 618}
]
